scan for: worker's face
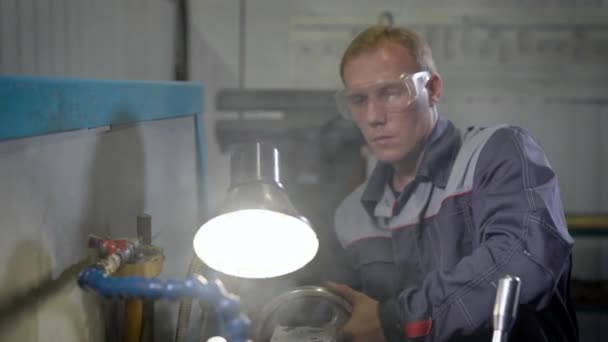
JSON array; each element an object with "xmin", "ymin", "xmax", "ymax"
[{"xmin": 341, "ymin": 41, "xmax": 439, "ymax": 165}]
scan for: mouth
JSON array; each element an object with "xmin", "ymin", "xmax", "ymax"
[{"xmin": 372, "ymin": 135, "xmax": 393, "ymax": 144}]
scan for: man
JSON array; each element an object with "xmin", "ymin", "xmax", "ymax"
[{"xmin": 326, "ymin": 24, "xmax": 578, "ymax": 341}]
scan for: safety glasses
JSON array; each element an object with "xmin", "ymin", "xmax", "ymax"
[{"xmin": 334, "ymin": 71, "xmax": 431, "ymax": 120}]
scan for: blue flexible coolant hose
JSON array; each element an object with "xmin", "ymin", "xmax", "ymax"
[{"xmin": 78, "ymin": 266, "xmax": 250, "ymax": 342}]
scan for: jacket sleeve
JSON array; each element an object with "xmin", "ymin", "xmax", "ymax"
[
  {"xmin": 322, "ymin": 213, "xmax": 361, "ymax": 290},
  {"xmin": 378, "ymin": 127, "xmax": 575, "ymax": 341}
]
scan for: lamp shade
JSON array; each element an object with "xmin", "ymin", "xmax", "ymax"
[{"xmin": 193, "ymin": 143, "xmax": 319, "ymax": 279}]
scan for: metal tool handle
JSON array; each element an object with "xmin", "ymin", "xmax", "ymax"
[{"xmin": 492, "ymin": 275, "xmax": 521, "ymax": 342}]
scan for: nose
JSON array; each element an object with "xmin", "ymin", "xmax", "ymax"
[{"xmin": 364, "ymin": 98, "xmax": 387, "ymax": 126}]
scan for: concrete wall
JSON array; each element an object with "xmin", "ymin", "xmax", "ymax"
[{"xmin": 0, "ymin": 0, "xmax": 202, "ymax": 341}]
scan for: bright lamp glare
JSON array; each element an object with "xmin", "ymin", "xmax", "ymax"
[
  {"xmin": 206, "ymin": 337, "xmax": 227, "ymax": 342},
  {"xmin": 193, "ymin": 209, "xmax": 318, "ymax": 278}
]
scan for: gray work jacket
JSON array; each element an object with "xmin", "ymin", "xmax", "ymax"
[{"xmin": 332, "ymin": 117, "xmax": 578, "ymax": 341}]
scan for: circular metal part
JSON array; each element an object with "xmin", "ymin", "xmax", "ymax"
[{"xmin": 253, "ymin": 286, "xmax": 352, "ymax": 342}]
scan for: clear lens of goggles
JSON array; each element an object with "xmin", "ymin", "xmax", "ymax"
[{"xmin": 334, "ymin": 71, "xmax": 430, "ymax": 120}]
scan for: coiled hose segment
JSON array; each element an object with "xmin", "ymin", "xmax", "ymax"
[{"xmin": 78, "ymin": 265, "xmax": 250, "ymax": 342}]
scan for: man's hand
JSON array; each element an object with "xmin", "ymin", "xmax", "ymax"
[{"xmin": 326, "ymin": 282, "xmax": 388, "ymax": 342}]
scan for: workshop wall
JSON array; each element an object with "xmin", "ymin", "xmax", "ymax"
[
  {"xmin": 0, "ymin": 0, "xmax": 177, "ymax": 80},
  {"xmin": 190, "ymin": 1, "xmax": 608, "ymax": 340},
  {"xmin": 0, "ymin": 1, "xmax": 201, "ymax": 341}
]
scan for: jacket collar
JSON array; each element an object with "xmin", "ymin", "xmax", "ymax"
[{"xmin": 361, "ymin": 116, "xmax": 462, "ymax": 206}]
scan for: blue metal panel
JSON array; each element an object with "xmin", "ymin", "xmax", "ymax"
[
  {"xmin": 0, "ymin": 75, "xmax": 203, "ymax": 141},
  {"xmin": 0, "ymin": 75, "xmax": 208, "ymax": 220}
]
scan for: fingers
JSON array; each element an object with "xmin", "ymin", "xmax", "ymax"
[
  {"xmin": 326, "ymin": 281, "xmax": 361, "ymax": 304},
  {"xmin": 337, "ymin": 321, "xmax": 355, "ymax": 342}
]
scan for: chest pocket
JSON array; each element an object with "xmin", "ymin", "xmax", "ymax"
[{"xmin": 350, "ymin": 239, "xmax": 400, "ymax": 302}]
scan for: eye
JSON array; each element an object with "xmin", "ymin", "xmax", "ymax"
[
  {"xmin": 347, "ymin": 94, "xmax": 367, "ymax": 107},
  {"xmin": 378, "ymin": 84, "xmax": 404, "ymax": 99}
]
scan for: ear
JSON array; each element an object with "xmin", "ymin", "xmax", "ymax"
[{"xmin": 426, "ymin": 73, "xmax": 442, "ymax": 107}]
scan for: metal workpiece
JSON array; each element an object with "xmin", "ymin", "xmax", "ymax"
[{"xmin": 254, "ymin": 286, "xmax": 352, "ymax": 342}]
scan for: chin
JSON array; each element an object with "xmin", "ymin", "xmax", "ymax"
[{"xmin": 370, "ymin": 147, "xmax": 405, "ymax": 164}]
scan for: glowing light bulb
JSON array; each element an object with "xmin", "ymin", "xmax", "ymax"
[{"xmin": 193, "ymin": 209, "xmax": 318, "ymax": 278}]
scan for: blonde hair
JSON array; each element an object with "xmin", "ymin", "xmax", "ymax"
[{"xmin": 339, "ymin": 25, "xmax": 438, "ymax": 81}]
